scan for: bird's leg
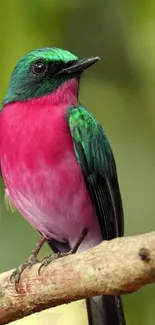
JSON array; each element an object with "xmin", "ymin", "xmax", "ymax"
[
  {"xmin": 69, "ymin": 227, "xmax": 88, "ymax": 254},
  {"xmin": 10, "ymin": 236, "xmax": 46, "ymax": 292},
  {"xmin": 38, "ymin": 227, "xmax": 88, "ymax": 274}
]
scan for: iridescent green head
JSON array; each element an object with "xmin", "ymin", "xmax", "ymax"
[{"xmin": 3, "ymin": 47, "xmax": 99, "ymax": 106}]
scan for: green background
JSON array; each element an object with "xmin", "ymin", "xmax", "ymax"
[{"xmin": 0, "ymin": 1, "xmax": 155, "ymax": 324}]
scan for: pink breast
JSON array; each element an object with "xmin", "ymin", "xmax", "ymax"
[{"xmin": 0, "ymin": 81, "xmax": 102, "ymax": 249}]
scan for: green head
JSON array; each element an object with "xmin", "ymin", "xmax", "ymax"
[{"xmin": 3, "ymin": 47, "xmax": 99, "ymax": 106}]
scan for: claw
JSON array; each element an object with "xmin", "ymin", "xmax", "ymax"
[
  {"xmin": 38, "ymin": 252, "xmax": 60, "ymax": 275},
  {"xmin": 38, "ymin": 250, "xmax": 77, "ymax": 275},
  {"xmin": 38, "ymin": 251, "xmax": 72, "ymax": 274},
  {"xmin": 10, "ymin": 267, "xmax": 23, "ymax": 293},
  {"xmin": 38, "ymin": 228, "xmax": 88, "ymax": 275},
  {"xmin": 10, "ymin": 255, "xmax": 39, "ymax": 292},
  {"xmin": 10, "ymin": 236, "xmax": 46, "ymax": 292}
]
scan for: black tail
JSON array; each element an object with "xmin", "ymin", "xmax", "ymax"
[{"xmin": 86, "ymin": 295, "xmax": 126, "ymax": 325}]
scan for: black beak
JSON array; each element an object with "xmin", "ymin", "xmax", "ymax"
[{"xmin": 56, "ymin": 57, "xmax": 100, "ymax": 76}]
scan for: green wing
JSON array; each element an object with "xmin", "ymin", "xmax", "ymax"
[{"xmin": 68, "ymin": 106, "xmax": 124, "ymax": 239}]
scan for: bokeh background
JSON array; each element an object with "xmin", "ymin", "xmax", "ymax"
[{"xmin": 0, "ymin": 0, "xmax": 155, "ymax": 324}]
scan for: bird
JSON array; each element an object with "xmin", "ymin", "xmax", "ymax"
[{"xmin": 0, "ymin": 47, "xmax": 126, "ymax": 325}]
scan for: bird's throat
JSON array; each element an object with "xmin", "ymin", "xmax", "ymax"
[{"xmin": 26, "ymin": 78, "xmax": 79, "ymax": 108}]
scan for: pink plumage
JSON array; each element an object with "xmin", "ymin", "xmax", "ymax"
[{"xmin": 0, "ymin": 79, "xmax": 102, "ymax": 250}]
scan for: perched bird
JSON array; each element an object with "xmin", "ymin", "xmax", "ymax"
[{"xmin": 0, "ymin": 48, "xmax": 126, "ymax": 325}]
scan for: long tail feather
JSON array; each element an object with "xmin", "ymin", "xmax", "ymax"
[{"xmin": 86, "ymin": 295, "xmax": 126, "ymax": 325}]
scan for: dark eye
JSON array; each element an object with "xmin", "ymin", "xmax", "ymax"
[{"xmin": 33, "ymin": 60, "xmax": 47, "ymax": 75}]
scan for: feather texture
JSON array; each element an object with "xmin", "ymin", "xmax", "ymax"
[
  {"xmin": 68, "ymin": 105, "xmax": 126, "ymax": 325},
  {"xmin": 68, "ymin": 106, "xmax": 124, "ymax": 239}
]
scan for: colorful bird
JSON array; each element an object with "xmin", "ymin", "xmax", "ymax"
[{"xmin": 0, "ymin": 48, "xmax": 126, "ymax": 325}]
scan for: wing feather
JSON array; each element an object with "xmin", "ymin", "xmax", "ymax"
[{"xmin": 68, "ymin": 106, "xmax": 124, "ymax": 240}]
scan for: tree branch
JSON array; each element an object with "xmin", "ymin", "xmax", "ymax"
[{"xmin": 1, "ymin": 232, "xmax": 155, "ymax": 324}]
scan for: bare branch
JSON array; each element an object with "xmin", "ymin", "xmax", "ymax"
[{"xmin": 0, "ymin": 232, "xmax": 155, "ymax": 324}]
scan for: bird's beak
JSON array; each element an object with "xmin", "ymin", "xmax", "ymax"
[{"xmin": 56, "ymin": 57, "xmax": 100, "ymax": 76}]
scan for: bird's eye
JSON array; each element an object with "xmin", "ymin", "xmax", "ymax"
[{"xmin": 33, "ymin": 60, "xmax": 47, "ymax": 75}]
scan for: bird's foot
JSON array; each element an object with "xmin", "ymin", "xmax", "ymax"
[
  {"xmin": 10, "ymin": 254, "xmax": 39, "ymax": 292},
  {"xmin": 10, "ymin": 236, "xmax": 46, "ymax": 292},
  {"xmin": 38, "ymin": 251, "xmax": 73, "ymax": 275},
  {"xmin": 38, "ymin": 227, "xmax": 88, "ymax": 274}
]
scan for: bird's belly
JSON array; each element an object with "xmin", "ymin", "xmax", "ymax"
[{"xmin": 3, "ymin": 153, "xmax": 102, "ymax": 250}]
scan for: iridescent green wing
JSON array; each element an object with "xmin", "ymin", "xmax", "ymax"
[{"xmin": 68, "ymin": 106, "xmax": 124, "ymax": 239}]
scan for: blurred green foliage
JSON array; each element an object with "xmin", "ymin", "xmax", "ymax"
[{"xmin": 0, "ymin": 0, "xmax": 155, "ymax": 324}]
